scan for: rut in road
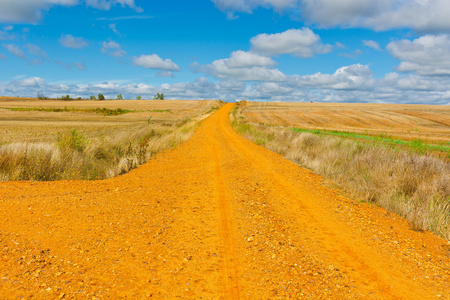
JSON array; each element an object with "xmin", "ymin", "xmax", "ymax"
[{"xmin": 0, "ymin": 103, "xmax": 449, "ymax": 299}]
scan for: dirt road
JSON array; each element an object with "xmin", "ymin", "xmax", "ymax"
[{"xmin": 0, "ymin": 103, "xmax": 449, "ymax": 299}]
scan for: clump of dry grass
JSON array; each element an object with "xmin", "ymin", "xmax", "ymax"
[
  {"xmin": 231, "ymin": 109, "xmax": 450, "ymax": 240},
  {"xmin": 0, "ymin": 111, "xmax": 213, "ymax": 181}
]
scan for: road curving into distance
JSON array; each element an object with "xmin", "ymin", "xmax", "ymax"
[{"xmin": 0, "ymin": 103, "xmax": 449, "ymax": 299}]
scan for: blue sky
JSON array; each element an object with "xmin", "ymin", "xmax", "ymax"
[{"xmin": 0, "ymin": 0, "xmax": 449, "ymax": 104}]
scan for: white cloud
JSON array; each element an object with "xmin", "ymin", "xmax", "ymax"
[
  {"xmin": 212, "ymin": 0, "xmax": 450, "ymax": 32},
  {"xmin": 109, "ymin": 23, "xmax": 120, "ymax": 35},
  {"xmin": 2, "ymin": 70, "xmax": 449, "ymax": 104},
  {"xmin": 387, "ymin": 34, "xmax": 450, "ymax": 76},
  {"xmin": 211, "ymin": 0, "xmax": 298, "ymax": 14},
  {"xmin": 85, "ymin": 0, "xmax": 143, "ymax": 12},
  {"xmin": 295, "ymin": 64, "xmax": 375, "ymax": 90},
  {"xmin": 59, "ymin": 34, "xmax": 89, "ymax": 49},
  {"xmin": 133, "ymin": 54, "xmax": 180, "ymax": 71},
  {"xmin": 363, "ymin": 40, "xmax": 382, "ymax": 51},
  {"xmin": 0, "ymin": 0, "xmax": 78, "ymax": 23},
  {"xmin": 2, "ymin": 43, "xmax": 26, "ymax": 60},
  {"xmin": 101, "ymin": 40, "xmax": 126, "ymax": 58},
  {"xmin": 0, "ymin": 0, "xmax": 142, "ymax": 23},
  {"xmin": 250, "ymin": 28, "xmax": 332, "ymax": 58},
  {"xmin": 224, "ymin": 50, "xmax": 276, "ymax": 68},
  {"xmin": 200, "ymin": 51, "xmax": 285, "ymax": 81},
  {"xmin": 12, "ymin": 77, "xmax": 45, "ymax": 87},
  {"xmin": 25, "ymin": 43, "xmax": 47, "ymax": 58}
]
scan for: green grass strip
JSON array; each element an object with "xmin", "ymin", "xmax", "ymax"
[
  {"xmin": 292, "ymin": 128, "xmax": 450, "ymax": 155},
  {"xmin": 0, "ymin": 106, "xmax": 134, "ymax": 116}
]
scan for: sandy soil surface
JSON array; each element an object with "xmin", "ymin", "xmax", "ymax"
[
  {"xmin": 0, "ymin": 104, "xmax": 449, "ymax": 299},
  {"xmin": 240, "ymin": 102, "xmax": 450, "ymax": 144}
]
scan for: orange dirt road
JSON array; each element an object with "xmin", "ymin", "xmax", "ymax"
[{"xmin": 1, "ymin": 103, "xmax": 449, "ymax": 299}]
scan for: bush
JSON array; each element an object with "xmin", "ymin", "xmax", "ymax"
[
  {"xmin": 116, "ymin": 93, "xmax": 123, "ymax": 100},
  {"xmin": 90, "ymin": 95, "xmax": 96, "ymax": 100},
  {"xmin": 98, "ymin": 94, "xmax": 105, "ymax": 100},
  {"xmin": 57, "ymin": 95, "xmax": 72, "ymax": 100},
  {"xmin": 136, "ymin": 95, "xmax": 142, "ymax": 100}
]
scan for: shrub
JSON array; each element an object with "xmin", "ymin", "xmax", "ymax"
[
  {"xmin": 98, "ymin": 94, "xmax": 105, "ymax": 100},
  {"xmin": 136, "ymin": 95, "xmax": 142, "ymax": 100},
  {"xmin": 116, "ymin": 93, "xmax": 123, "ymax": 100},
  {"xmin": 90, "ymin": 95, "xmax": 96, "ymax": 100}
]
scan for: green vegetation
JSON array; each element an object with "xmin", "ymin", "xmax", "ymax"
[
  {"xmin": 0, "ymin": 106, "xmax": 135, "ymax": 116},
  {"xmin": 37, "ymin": 92, "xmax": 49, "ymax": 100},
  {"xmin": 98, "ymin": 93, "xmax": 105, "ymax": 100},
  {"xmin": 116, "ymin": 93, "xmax": 123, "ymax": 100},
  {"xmin": 153, "ymin": 93, "xmax": 164, "ymax": 100},
  {"xmin": 136, "ymin": 95, "xmax": 142, "ymax": 100},
  {"xmin": 292, "ymin": 128, "xmax": 450, "ymax": 156},
  {"xmin": 147, "ymin": 109, "xmax": 172, "ymax": 113},
  {"xmin": 57, "ymin": 95, "xmax": 73, "ymax": 100},
  {"xmin": 90, "ymin": 95, "xmax": 96, "ymax": 100}
]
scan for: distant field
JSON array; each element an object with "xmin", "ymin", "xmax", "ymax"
[
  {"xmin": 240, "ymin": 102, "xmax": 450, "ymax": 144},
  {"xmin": 0, "ymin": 97, "xmax": 221, "ymax": 181},
  {"xmin": 0, "ymin": 98, "xmax": 217, "ymax": 144}
]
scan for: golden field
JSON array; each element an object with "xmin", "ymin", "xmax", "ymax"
[
  {"xmin": 239, "ymin": 101, "xmax": 450, "ymax": 144},
  {"xmin": 0, "ymin": 97, "xmax": 218, "ymax": 144},
  {"xmin": 0, "ymin": 98, "xmax": 222, "ymax": 181}
]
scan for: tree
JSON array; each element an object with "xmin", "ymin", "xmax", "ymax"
[
  {"xmin": 98, "ymin": 93, "xmax": 105, "ymax": 100},
  {"xmin": 153, "ymin": 93, "xmax": 164, "ymax": 100},
  {"xmin": 136, "ymin": 95, "xmax": 142, "ymax": 100},
  {"xmin": 116, "ymin": 93, "xmax": 123, "ymax": 100},
  {"xmin": 90, "ymin": 95, "xmax": 96, "ymax": 100}
]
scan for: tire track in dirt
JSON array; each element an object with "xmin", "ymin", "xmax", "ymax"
[
  {"xmin": 212, "ymin": 135, "xmax": 241, "ymax": 299},
  {"xmin": 0, "ymin": 103, "xmax": 449, "ymax": 299}
]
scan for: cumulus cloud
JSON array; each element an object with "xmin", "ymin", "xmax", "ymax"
[
  {"xmin": 387, "ymin": 34, "xmax": 450, "ymax": 76},
  {"xmin": 295, "ymin": 64, "xmax": 375, "ymax": 90},
  {"xmin": 212, "ymin": 0, "xmax": 450, "ymax": 32},
  {"xmin": 59, "ymin": 34, "xmax": 89, "ymax": 49},
  {"xmin": 250, "ymin": 28, "xmax": 332, "ymax": 58},
  {"xmin": 199, "ymin": 50, "xmax": 285, "ymax": 81},
  {"xmin": 101, "ymin": 40, "xmax": 126, "ymax": 58},
  {"xmin": 2, "ymin": 43, "xmax": 26, "ymax": 60},
  {"xmin": 133, "ymin": 54, "xmax": 180, "ymax": 71},
  {"xmin": 363, "ymin": 40, "xmax": 382, "ymax": 51},
  {"xmin": 0, "ymin": 0, "xmax": 141, "ymax": 23}
]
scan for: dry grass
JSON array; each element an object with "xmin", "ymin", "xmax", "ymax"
[
  {"xmin": 0, "ymin": 98, "xmax": 222, "ymax": 181},
  {"xmin": 231, "ymin": 107, "xmax": 450, "ymax": 240}
]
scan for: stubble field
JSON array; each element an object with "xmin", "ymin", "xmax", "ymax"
[{"xmin": 240, "ymin": 101, "xmax": 450, "ymax": 144}]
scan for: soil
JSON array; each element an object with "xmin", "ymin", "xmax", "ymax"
[{"xmin": 0, "ymin": 103, "xmax": 449, "ymax": 299}]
